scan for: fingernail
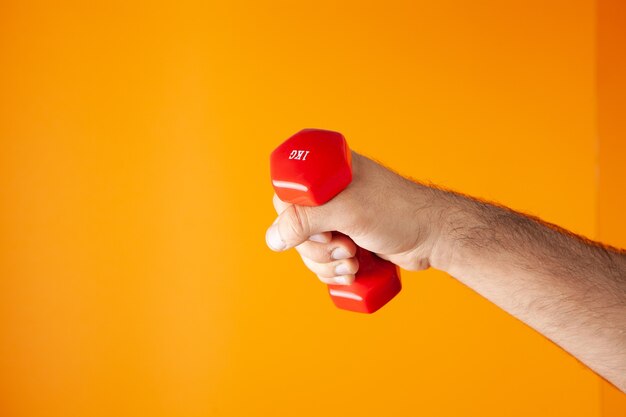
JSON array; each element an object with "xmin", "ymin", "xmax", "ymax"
[
  {"xmin": 331, "ymin": 247, "xmax": 351, "ymax": 260},
  {"xmin": 309, "ymin": 233, "xmax": 327, "ymax": 243},
  {"xmin": 335, "ymin": 263, "xmax": 351, "ymax": 276},
  {"xmin": 335, "ymin": 276, "xmax": 353, "ymax": 285},
  {"xmin": 266, "ymin": 224, "xmax": 286, "ymax": 251}
]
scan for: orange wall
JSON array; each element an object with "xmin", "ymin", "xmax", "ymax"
[
  {"xmin": 0, "ymin": 1, "xmax": 611, "ymax": 416},
  {"xmin": 597, "ymin": 0, "xmax": 626, "ymax": 415}
]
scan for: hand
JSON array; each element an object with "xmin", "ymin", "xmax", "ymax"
[{"xmin": 265, "ymin": 152, "xmax": 442, "ymax": 285}]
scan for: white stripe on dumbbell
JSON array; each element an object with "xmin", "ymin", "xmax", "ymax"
[
  {"xmin": 272, "ymin": 180, "xmax": 309, "ymax": 192},
  {"xmin": 328, "ymin": 289, "xmax": 363, "ymax": 301}
]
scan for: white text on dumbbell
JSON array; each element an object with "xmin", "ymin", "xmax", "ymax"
[{"xmin": 288, "ymin": 150, "xmax": 310, "ymax": 160}]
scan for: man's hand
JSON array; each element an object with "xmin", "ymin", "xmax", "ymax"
[{"xmin": 266, "ymin": 152, "xmax": 440, "ymax": 285}]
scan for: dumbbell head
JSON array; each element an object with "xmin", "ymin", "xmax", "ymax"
[
  {"xmin": 327, "ymin": 246, "xmax": 401, "ymax": 314},
  {"xmin": 270, "ymin": 129, "xmax": 352, "ymax": 206},
  {"xmin": 270, "ymin": 128, "xmax": 402, "ymax": 314}
]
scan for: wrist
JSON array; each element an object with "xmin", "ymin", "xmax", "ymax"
[
  {"xmin": 419, "ymin": 186, "xmax": 468, "ymax": 274},
  {"xmin": 393, "ymin": 180, "xmax": 456, "ymax": 273}
]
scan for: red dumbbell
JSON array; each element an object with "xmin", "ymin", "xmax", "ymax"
[{"xmin": 270, "ymin": 128, "xmax": 401, "ymax": 313}]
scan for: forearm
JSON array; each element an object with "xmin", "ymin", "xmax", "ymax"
[
  {"xmin": 266, "ymin": 151, "xmax": 625, "ymax": 389},
  {"xmin": 427, "ymin": 187, "xmax": 626, "ymax": 391}
]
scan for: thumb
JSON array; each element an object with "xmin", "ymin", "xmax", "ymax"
[{"xmin": 265, "ymin": 195, "xmax": 329, "ymax": 251}]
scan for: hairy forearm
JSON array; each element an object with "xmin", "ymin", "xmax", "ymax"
[{"xmin": 427, "ymin": 187, "xmax": 626, "ymax": 391}]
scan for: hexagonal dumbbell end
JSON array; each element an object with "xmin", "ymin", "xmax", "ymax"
[
  {"xmin": 270, "ymin": 129, "xmax": 352, "ymax": 206},
  {"xmin": 270, "ymin": 128, "xmax": 401, "ymax": 313},
  {"xmin": 327, "ymin": 237, "xmax": 401, "ymax": 314}
]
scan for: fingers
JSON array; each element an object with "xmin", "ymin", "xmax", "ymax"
[
  {"xmin": 265, "ymin": 193, "xmax": 358, "ymax": 285},
  {"xmin": 308, "ymin": 231, "xmax": 332, "ymax": 244},
  {"xmin": 295, "ymin": 233, "xmax": 358, "ymax": 285},
  {"xmin": 265, "ymin": 205, "xmax": 313, "ymax": 251},
  {"xmin": 301, "ymin": 255, "xmax": 358, "ymax": 285},
  {"xmin": 266, "ymin": 194, "xmax": 334, "ymax": 251},
  {"xmin": 295, "ymin": 233, "xmax": 356, "ymax": 263}
]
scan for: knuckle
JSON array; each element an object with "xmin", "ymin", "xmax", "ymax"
[
  {"xmin": 296, "ymin": 242, "xmax": 327, "ymax": 263},
  {"xmin": 313, "ymin": 247, "xmax": 334, "ymax": 263},
  {"xmin": 285, "ymin": 205, "xmax": 309, "ymax": 241},
  {"xmin": 306, "ymin": 259, "xmax": 335, "ymax": 279},
  {"xmin": 336, "ymin": 258, "xmax": 358, "ymax": 275},
  {"xmin": 317, "ymin": 275, "xmax": 335, "ymax": 285},
  {"xmin": 346, "ymin": 257, "xmax": 359, "ymax": 272}
]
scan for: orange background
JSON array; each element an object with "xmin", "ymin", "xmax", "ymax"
[
  {"xmin": 0, "ymin": 1, "xmax": 623, "ymax": 416},
  {"xmin": 597, "ymin": 0, "xmax": 626, "ymax": 416}
]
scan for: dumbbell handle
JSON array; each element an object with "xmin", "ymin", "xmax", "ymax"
[{"xmin": 270, "ymin": 129, "xmax": 401, "ymax": 313}]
